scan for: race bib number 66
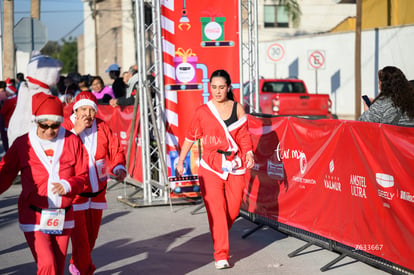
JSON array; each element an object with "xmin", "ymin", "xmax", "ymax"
[{"xmin": 39, "ymin": 209, "xmax": 65, "ymax": 235}]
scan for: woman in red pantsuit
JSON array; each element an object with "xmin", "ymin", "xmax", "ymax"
[{"xmin": 176, "ymin": 69, "xmax": 254, "ymax": 270}]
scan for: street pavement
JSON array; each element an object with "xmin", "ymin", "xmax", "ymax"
[{"xmin": 0, "ymin": 181, "xmax": 389, "ymax": 275}]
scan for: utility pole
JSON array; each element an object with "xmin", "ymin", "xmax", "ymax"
[
  {"xmin": 354, "ymin": 0, "xmax": 362, "ymax": 119},
  {"xmin": 31, "ymin": 0, "xmax": 40, "ymax": 19},
  {"xmin": 3, "ymin": 0, "xmax": 15, "ymax": 79},
  {"xmin": 387, "ymin": 0, "xmax": 391, "ymax": 26},
  {"xmin": 93, "ymin": 0, "xmax": 99, "ymax": 75}
]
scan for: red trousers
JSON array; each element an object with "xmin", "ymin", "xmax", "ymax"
[
  {"xmin": 198, "ymin": 166, "xmax": 246, "ymax": 261},
  {"xmin": 70, "ymin": 208, "xmax": 103, "ymax": 275},
  {"xmin": 24, "ymin": 231, "xmax": 70, "ymax": 275}
]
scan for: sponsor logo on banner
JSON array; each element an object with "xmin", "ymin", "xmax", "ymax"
[
  {"xmin": 376, "ymin": 173, "xmax": 395, "ymax": 201},
  {"xmin": 299, "ymin": 154, "xmax": 307, "ymax": 175},
  {"xmin": 329, "ymin": 159, "xmax": 334, "ymax": 173},
  {"xmin": 400, "ymin": 190, "xmax": 414, "ymax": 203},
  {"xmin": 350, "ymin": 174, "xmax": 367, "ymax": 199},
  {"xmin": 276, "ymin": 143, "xmax": 315, "ymax": 187},
  {"xmin": 376, "ymin": 173, "xmax": 394, "ymax": 188},
  {"xmin": 275, "ymin": 143, "xmax": 306, "ymax": 162},
  {"xmin": 324, "ymin": 160, "xmax": 342, "ymax": 192},
  {"xmin": 291, "ymin": 176, "xmax": 316, "ymax": 186}
]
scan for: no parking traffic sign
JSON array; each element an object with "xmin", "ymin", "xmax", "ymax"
[
  {"xmin": 267, "ymin": 43, "xmax": 285, "ymax": 62},
  {"xmin": 308, "ymin": 50, "xmax": 325, "ymax": 69}
]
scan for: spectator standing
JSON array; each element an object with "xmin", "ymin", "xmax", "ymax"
[
  {"xmin": 0, "ymin": 79, "xmax": 18, "ymax": 152},
  {"xmin": 5, "ymin": 78, "xmax": 17, "ymax": 96},
  {"xmin": 91, "ymin": 76, "xmax": 115, "ymax": 104},
  {"xmin": 78, "ymin": 75, "xmax": 92, "ymax": 92},
  {"xmin": 122, "ymin": 71, "xmax": 129, "ymax": 85},
  {"xmin": 16, "ymin": 72, "xmax": 26, "ymax": 92},
  {"xmin": 359, "ymin": 66, "xmax": 414, "ymax": 127},
  {"xmin": 62, "ymin": 91, "xmax": 127, "ymax": 275},
  {"xmin": 60, "ymin": 73, "xmax": 80, "ymax": 104},
  {"xmin": 0, "ymin": 81, "xmax": 8, "ymax": 106},
  {"xmin": 109, "ymin": 65, "xmax": 139, "ymax": 107},
  {"xmin": 0, "ymin": 93, "xmax": 89, "ymax": 275},
  {"xmin": 176, "ymin": 69, "xmax": 255, "ymax": 269},
  {"xmin": 105, "ymin": 64, "xmax": 126, "ymax": 98}
]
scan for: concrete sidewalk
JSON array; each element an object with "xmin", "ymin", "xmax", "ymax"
[{"xmin": 0, "ymin": 182, "xmax": 389, "ymax": 275}]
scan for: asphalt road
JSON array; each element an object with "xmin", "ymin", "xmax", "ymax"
[{"xmin": 0, "ymin": 181, "xmax": 389, "ymax": 275}]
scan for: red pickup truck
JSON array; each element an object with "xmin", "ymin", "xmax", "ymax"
[{"xmin": 243, "ymin": 78, "xmax": 336, "ymax": 119}]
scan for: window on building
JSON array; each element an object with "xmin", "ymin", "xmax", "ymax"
[{"xmin": 264, "ymin": 5, "xmax": 289, "ymax": 28}]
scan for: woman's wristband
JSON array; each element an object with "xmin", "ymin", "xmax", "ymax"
[{"xmin": 246, "ymin": 151, "xmax": 254, "ymax": 157}]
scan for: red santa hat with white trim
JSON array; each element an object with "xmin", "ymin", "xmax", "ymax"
[
  {"xmin": 5, "ymin": 78, "xmax": 17, "ymax": 95},
  {"xmin": 73, "ymin": 91, "xmax": 98, "ymax": 112},
  {"xmin": 32, "ymin": 93, "xmax": 64, "ymax": 123}
]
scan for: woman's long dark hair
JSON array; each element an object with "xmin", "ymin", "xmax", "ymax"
[
  {"xmin": 375, "ymin": 66, "xmax": 414, "ymax": 119},
  {"xmin": 210, "ymin": 69, "xmax": 234, "ymax": 101}
]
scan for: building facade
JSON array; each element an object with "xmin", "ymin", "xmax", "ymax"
[
  {"xmin": 78, "ymin": 0, "xmax": 136, "ymax": 84},
  {"xmin": 77, "ymin": 0, "xmax": 414, "ymax": 86}
]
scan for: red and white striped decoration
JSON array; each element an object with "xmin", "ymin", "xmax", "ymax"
[{"xmin": 161, "ymin": 0, "xmax": 179, "ymax": 175}]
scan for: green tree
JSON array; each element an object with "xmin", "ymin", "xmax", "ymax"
[
  {"xmin": 40, "ymin": 37, "xmax": 78, "ymax": 74},
  {"xmin": 58, "ymin": 37, "xmax": 78, "ymax": 74},
  {"xmin": 41, "ymin": 41, "xmax": 61, "ymax": 59},
  {"xmin": 278, "ymin": 0, "xmax": 301, "ymax": 27}
]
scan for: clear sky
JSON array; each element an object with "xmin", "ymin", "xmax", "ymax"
[{"xmin": 14, "ymin": 0, "xmax": 84, "ymax": 42}]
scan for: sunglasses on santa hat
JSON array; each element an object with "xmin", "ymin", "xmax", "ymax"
[{"xmin": 38, "ymin": 122, "xmax": 61, "ymax": 130}]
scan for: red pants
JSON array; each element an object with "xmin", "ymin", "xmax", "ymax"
[
  {"xmin": 198, "ymin": 166, "xmax": 246, "ymax": 261},
  {"xmin": 24, "ymin": 231, "xmax": 70, "ymax": 275},
  {"xmin": 70, "ymin": 208, "xmax": 102, "ymax": 275}
]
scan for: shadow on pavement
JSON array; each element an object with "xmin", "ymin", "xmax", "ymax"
[
  {"xmin": 0, "ymin": 195, "xmax": 19, "ymax": 230},
  {"xmin": 91, "ymin": 218, "xmax": 287, "ymax": 274}
]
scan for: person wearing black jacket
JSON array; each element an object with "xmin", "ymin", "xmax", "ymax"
[
  {"xmin": 105, "ymin": 64, "xmax": 126, "ymax": 99},
  {"xmin": 109, "ymin": 65, "xmax": 139, "ymax": 107}
]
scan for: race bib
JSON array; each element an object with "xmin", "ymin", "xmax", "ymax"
[
  {"xmin": 39, "ymin": 209, "xmax": 65, "ymax": 235},
  {"xmin": 96, "ymin": 159, "xmax": 108, "ymax": 181}
]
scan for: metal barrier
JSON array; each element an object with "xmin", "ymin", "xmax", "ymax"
[{"xmin": 239, "ymin": 209, "xmax": 414, "ymax": 275}]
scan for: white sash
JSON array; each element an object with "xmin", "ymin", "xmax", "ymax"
[
  {"xmin": 203, "ymin": 101, "xmax": 246, "ymax": 177},
  {"xmin": 28, "ymin": 126, "xmax": 65, "ymax": 208},
  {"xmin": 70, "ymin": 114, "xmax": 99, "ymax": 193}
]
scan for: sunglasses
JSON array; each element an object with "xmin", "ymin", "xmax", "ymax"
[{"xmin": 38, "ymin": 122, "xmax": 61, "ymax": 130}]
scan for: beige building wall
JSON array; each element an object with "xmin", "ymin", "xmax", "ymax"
[
  {"xmin": 121, "ymin": 0, "xmax": 137, "ymax": 73},
  {"xmin": 81, "ymin": 0, "xmax": 97, "ymax": 76},
  {"xmin": 81, "ymin": 0, "xmax": 137, "ymax": 85},
  {"xmin": 256, "ymin": 0, "xmax": 355, "ymax": 41},
  {"xmin": 77, "ymin": 34, "xmax": 85, "ymax": 74}
]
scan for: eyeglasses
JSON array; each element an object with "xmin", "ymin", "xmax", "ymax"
[{"xmin": 38, "ymin": 122, "xmax": 61, "ymax": 130}]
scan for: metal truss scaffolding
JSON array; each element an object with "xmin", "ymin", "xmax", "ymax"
[
  {"xmin": 118, "ymin": 0, "xmax": 259, "ymax": 207},
  {"xmin": 118, "ymin": 0, "xmax": 169, "ymax": 207},
  {"xmin": 239, "ymin": 0, "xmax": 260, "ymax": 112}
]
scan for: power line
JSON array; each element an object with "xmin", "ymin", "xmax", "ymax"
[
  {"xmin": 58, "ymin": 14, "xmax": 91, "ymax": 41},
  {"xmin": 15, "ymin": 10, "xmax": 84, "ymax": 14}
]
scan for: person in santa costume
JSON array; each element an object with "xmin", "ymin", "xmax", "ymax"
[
  {"xmin": 8, "ymin": 52, "xmax": 62, "ymax": 147},
  {"xmin": 176, "ymin": 69, "xmax": 255, "ymax": 270},
  {"xmin": 62, "ymin": 91, "xmax": 127, "ymax": 275},
  {"xmin": 0, "ymin": 78, "xmax": 18, "ymax": 152},
  {"xmin": 0, "ymin": 93, "xmax": 89, "ymax": 275}
]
